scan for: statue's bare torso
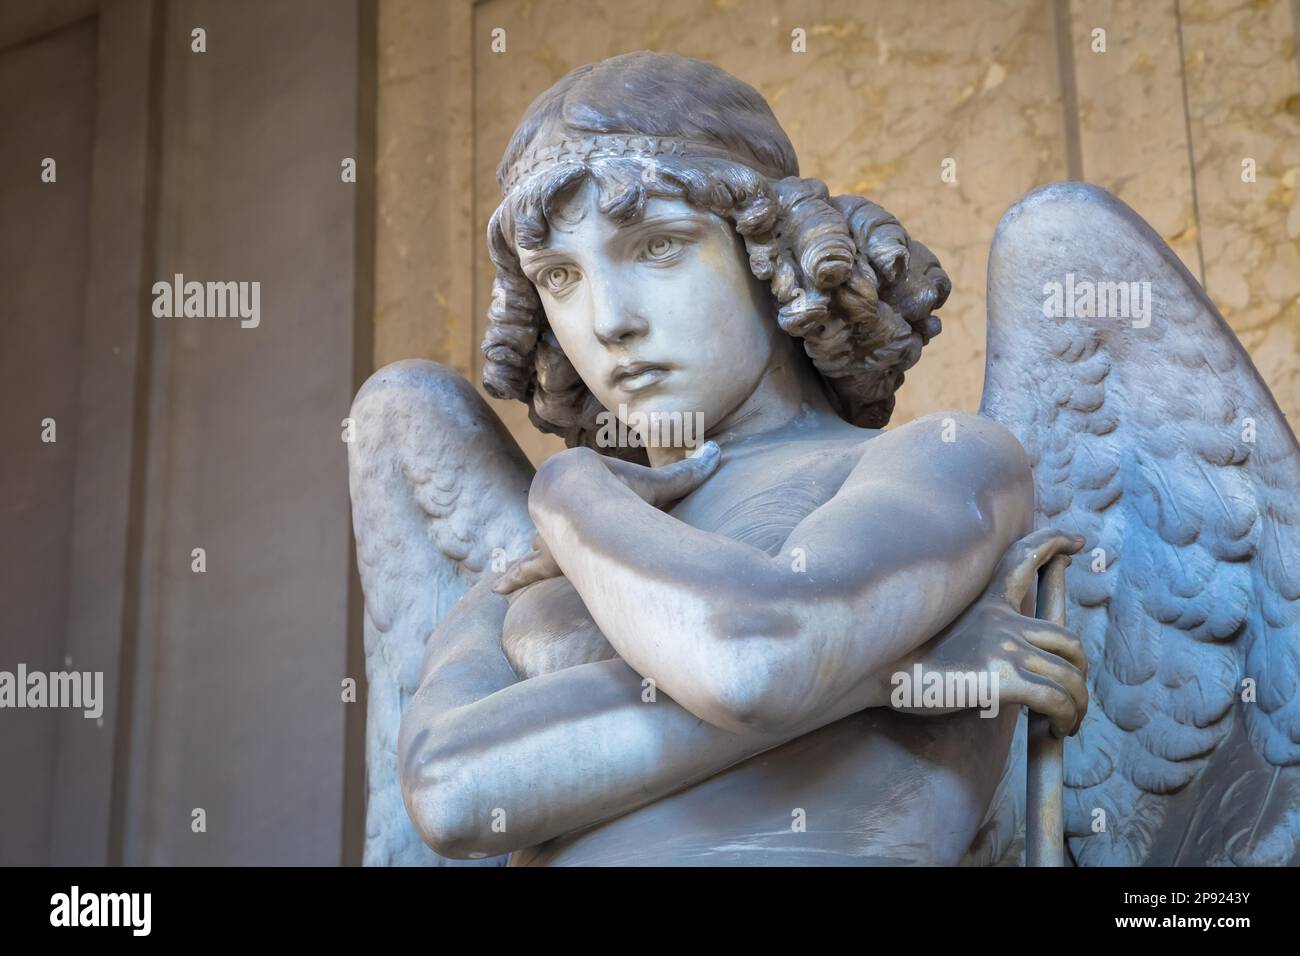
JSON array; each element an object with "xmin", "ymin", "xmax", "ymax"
[{"xmin": 504, "ymin": 425, "xmax": 1018, "ymax": 866}]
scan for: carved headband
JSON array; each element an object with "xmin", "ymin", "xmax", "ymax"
[{"xmin": 499, "ymin": 133, "xmax": 784, "ymax": 195}]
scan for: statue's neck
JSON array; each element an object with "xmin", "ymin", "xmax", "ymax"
[{"xmin": 646, "ymin": 331, "xmax": 847, "ymax": 468}]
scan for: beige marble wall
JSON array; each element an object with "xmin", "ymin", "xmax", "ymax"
[
  {"xmin": 376, "ymin": 0, "xmax": 1300, "ymax": 463},
  {"xmin": 375, "ymin": 0, "xmax": 474, "ymax": 377},
  {"xmin": 1183, "ymin": 0, "xmax": 1300, "ymax": 423},
  {"xmin": 1069, "ymin": 0, "xmax": 1202, "ymax": 278}
]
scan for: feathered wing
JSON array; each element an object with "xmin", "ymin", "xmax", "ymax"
[
  {"xmin": 348, "ymin": 360, "xmax": 535, "ymax": 866},
  {"xmin": 979, "ymin": 183, "xmax": 1300, "ymax": 866}
]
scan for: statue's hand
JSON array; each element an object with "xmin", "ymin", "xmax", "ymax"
[
  {"xmin": 494, "ymin": 441, "xmax": 721, "ymax": 594},
  {"xmin": 592, "ymin": 440, "xmax": 721, "ymax": 508},
  {"xmin": 890, "ymin": 528, "xmax": 1088, "ymax": 738},
  {"xmin": 494, "ymin": 531, "xmax": 563, "ymax": 595}
]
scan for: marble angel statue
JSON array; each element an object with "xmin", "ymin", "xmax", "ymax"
[{"xmin": 347, "ymin": 52, "xmax": 1300, "ymax": 867}]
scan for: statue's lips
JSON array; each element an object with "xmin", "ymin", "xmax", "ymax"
[{"xmin": 610, "ymin": 363, "xmax": 670, "ymax": 393}]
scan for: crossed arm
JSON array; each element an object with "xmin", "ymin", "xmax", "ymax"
[
  {"xmin": 399, "ymin": 414, "xmax": 1040, "ymax": 858},
  {"xmin": 527, "ymin": 416, "xmax": 1036, "ymax": 735}
]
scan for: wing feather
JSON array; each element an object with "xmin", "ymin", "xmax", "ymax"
[
  {"xmin": 348, "ymin": 360, "xmax": 534, "ymax": 865},
  {"xmin": 980, "ymin": 183, "xmax": 1300, "ymax": 865}
]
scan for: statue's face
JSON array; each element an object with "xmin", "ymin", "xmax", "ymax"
[{"xmin": 517, "ymin": 178, "xmax": 777, "ymax": 440}]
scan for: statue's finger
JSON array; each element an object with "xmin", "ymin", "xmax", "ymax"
[
  {"xmin": 492, "ymin": 551, "xmax": 560, "ymax": 594},
  {"xmin": 1012, "ymin": 674, "xmax": 1079, "ymax": 739},
  {"xmin": 491, "ymin": 565, "xmax": 525, "ymax": 594},
  {"xmin": 1019, "ymin": 647, "xmax": 1088, "ymax": 721},
  {"xmin": 646, "ymin": 441, "xmax": 721, "ymax": 505},
  {"xmin": 1020, "ymin": 623, "xmax": 1089, "ymax": 674},
  {"xmin": 999, "ymin": 529, "xmax": 1084, "ymax": 608}
]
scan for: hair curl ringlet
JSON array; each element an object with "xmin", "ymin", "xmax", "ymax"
[{"xmin": 481, "ymin": 51, "xmax": 951, "ymax": 462}]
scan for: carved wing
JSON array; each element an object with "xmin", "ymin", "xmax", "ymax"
[
  {"xmin": 979, "ymin": 183, "xmax": 1300, "ymax": 866},
  {"xmin": 348, "ymin": 360, "xmax": 535, "ymax": 865}
]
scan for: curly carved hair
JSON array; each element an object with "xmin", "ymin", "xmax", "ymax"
[{"xmin": 482, "ymin": 51, "xmax": 950, "ymax": 456}]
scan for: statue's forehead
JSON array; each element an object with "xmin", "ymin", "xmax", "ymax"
[{"xmin": 529, "ymin": 183, "xmax": 715, "ymax": 249}]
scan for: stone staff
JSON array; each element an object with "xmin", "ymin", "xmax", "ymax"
[{"xmin": 1026, "ymin": 554, "xmax": 1070, "ymax": 866}]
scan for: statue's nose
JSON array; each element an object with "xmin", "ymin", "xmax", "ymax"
[
  {"xmin": 594, "ymin": 313, "xmax": 649, "ymax": 347},
  {"xmin": 590, "ymin": 275, "xmax": 650, "ymax": 347}
]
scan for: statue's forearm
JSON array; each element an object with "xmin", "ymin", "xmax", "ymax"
[
  {"xmin": 528, "ymin": 446, "xmax": 1020, "ymax": 736},
  {"xmin": 400, "ymin": 581, "xmax": 777, "ymax": 858},
  {"xmin": 400, "ymin": 653, "xmax": 903, "ymax": 860},
  {"xmin": 402, "ymin": 657, "xmax": 771, "ymax": 857},
  {"xmin": 399, "ymin": 575, "xmax": 978, "ymax": 860}
]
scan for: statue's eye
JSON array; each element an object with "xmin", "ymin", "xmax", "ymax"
[
  {"xmin": 643, "ymin": 236, "xmax": 679, "ymax": 261},
  {"xmin": 542, "ymin": 266, "xmax": 577, "ymax": 293}
]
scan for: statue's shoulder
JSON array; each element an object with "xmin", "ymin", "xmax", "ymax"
[{"xmin": 851, "ymin": 411, "xmax": 1033, "ymax": 496}]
